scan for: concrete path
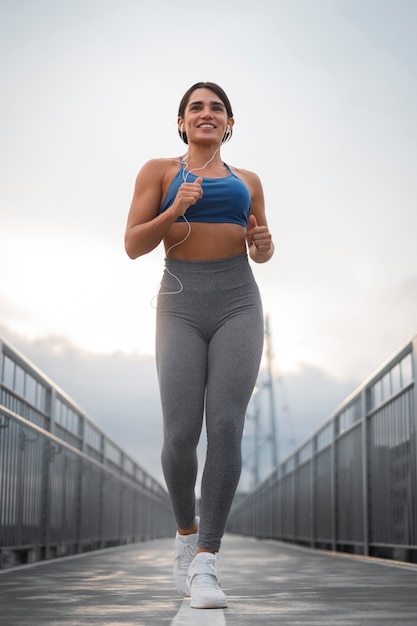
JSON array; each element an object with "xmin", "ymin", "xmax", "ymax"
[{"xmin": 0, "ymin": 535, "xmax": 416, "ymax": 625}]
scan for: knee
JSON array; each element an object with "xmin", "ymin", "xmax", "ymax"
[
  {"xmin": 164, "ymin": 429, "xmax": 200, "ymax": 455},
  {"xmin": 209, "ymin": 417, "xmax": 244, "ymax": 449}
]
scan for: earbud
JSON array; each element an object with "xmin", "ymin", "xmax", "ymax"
[
  {"xmin": 222, "ymin": 123, "xmax": 232, "ymax": 143},
  {"xmin": 178, "ymin": 122, "xmax": 188, "ymax": 144}
]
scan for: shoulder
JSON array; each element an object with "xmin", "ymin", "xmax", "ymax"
[
  {"xmin": 133, "ymin": 158, "xmax": 181, "ymax": 197},
  {"xmin": 136, "ymin": 156, "xmax": 180, "ymax": 180},
  {"xmin": 228, "ymin": 165, "xmax": 263, "ymax": 197}
]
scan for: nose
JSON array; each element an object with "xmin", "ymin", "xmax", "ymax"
[{"xmin": 200, "ymin": 106, "xmax": 213, "ymax": 118}]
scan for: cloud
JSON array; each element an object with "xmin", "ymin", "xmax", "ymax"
[{"xmin": 319, "ymin": 276, "xmax": 417, "ymax": 381}]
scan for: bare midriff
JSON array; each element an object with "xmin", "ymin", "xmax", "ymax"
[{"xmin": 164, "ymin": 222, "xmax": 247, "ymax": 260}]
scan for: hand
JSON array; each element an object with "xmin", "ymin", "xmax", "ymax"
[
  {"xmin": 246, "ymin": 215, "xmax": 273, "ymax": 259},
  {"xmin": 173, "ymin": 176, "xmax": 203, "ymax": 217}
]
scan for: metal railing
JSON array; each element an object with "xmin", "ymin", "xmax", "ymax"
[
  {"xmin": 0, "ymin": 338, "xmax": 174, "ymax": 569},
  {"xmin": 227, "ymin": 334, "xmax": 417, "ymax": 564}
]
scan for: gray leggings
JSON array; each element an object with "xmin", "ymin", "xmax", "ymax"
[{"xmin": 155, "ymin": 254, "xmax": 264, "ymax": 552}]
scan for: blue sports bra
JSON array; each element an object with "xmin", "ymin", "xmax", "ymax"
[{"xmin": 158, "ymin": 158, "xmax": 251, "ymax": 226}]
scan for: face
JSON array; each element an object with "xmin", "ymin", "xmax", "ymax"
[{"xmin": 179, "ymin": 88, "xmax": 233, "ymax": 144}]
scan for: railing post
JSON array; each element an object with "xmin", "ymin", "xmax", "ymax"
[
  {"xmin": 331, "ymin": 417, "xmax": 337, "ymax": 552},
  {"xmin": 410, "ymin": 337, "xmax": 417, "ymax": 552},
  {"xmin": 75, "ymin": 457, "xmax": 84, "ymax": 554},
  {"xmin": 41, "ymin": 440, "xmax": 54, "ymax": 560},
  {"xmin": 361, "ymin": 387, "xmax": 369, "ymax": 556},
  {"xmin": 310, "ymin": 453, "xmax": 315, "ymax": 548}
]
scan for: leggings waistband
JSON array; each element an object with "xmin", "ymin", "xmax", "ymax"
[{"xmin": 163, "ymin": 254, "xmax": 254, "ymax": 292}]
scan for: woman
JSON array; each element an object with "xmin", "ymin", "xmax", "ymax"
[{"xmin": 125, "ymin": 82, "xmax": 274, "ymax": 609}]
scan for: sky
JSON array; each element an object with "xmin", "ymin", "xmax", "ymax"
[{"xmin": 1, "ymin": 0, "xmax": 417, "ymax": 488}]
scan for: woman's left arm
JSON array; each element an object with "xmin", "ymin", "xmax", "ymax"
[{"xmin": 244, "ymin": 171, "xmax": 275, "ymax": 264}]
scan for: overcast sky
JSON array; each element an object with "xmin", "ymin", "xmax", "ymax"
[{"xmin": 1, "ymin": 1, "xmax": 416, "ymax": 487}]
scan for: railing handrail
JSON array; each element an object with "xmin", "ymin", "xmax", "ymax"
[
  {"xmin": 228, "ymin": 332, "xmax": 417, "ymax": 564},
  {"xmin": 0, "ymin": 336, "xmax": 166, "ymax": 496},
  {"xmin": 246, "ymin": 333, "xmax": 416, "ymax": 490}
]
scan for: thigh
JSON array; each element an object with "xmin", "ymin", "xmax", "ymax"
[
  {"xmin": 205, "ymin": 289, "xmax": 264, "ymax": 434},
  {"xmin": 156, "ymin": 306, "xmax": 208, "ymax": 437}
]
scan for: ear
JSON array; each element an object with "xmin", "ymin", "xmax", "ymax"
[
  {"xmin": 228, "ymin": 118, "xmax": 235, "ymax": 129},
  {"xmin": 177, "ymin": 117, "xmax": 188, "ymax": 144}
]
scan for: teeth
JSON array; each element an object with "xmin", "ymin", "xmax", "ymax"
[{"xmin": 199, "ymin": 124, "xmax": 214, "ymax": 128}]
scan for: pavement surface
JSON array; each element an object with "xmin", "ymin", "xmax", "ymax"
[{"xmin": 0, "ymin": 534, "xmax": 416, "ymax": 625}]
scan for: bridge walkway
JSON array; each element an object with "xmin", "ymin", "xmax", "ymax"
[{"xmin": 0, "ymin": 535, "xmax": 416, "ymax": 625}]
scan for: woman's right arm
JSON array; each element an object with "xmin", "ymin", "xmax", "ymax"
[
  {"xmin": 124, "ymin": 159, "xmax": 203, "ymax": 260},
  {"xmin": 124, "ymin": 160, "xmax": 176, "ymax": 259}
]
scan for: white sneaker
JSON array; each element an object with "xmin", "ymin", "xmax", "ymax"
[
  {"xmin": 173, "ymin": 517, "xmax": 199, "ymax": 596},
  {"xmin": 187, "ymin": 552, "xmax": 228, "ymax": 609}
]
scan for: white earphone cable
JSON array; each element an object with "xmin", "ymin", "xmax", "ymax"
[{"xmin": 151, "ymin": 145, "xmax": 223, "ymax": 306}]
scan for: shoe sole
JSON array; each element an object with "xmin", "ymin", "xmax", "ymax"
[
  {"xmin": 190, "ymin": 600, "xmax": 228, "ymax": 609},
  {"xmin": 173, "ymin": 572, "xmax": 191, "ymax": 597}
]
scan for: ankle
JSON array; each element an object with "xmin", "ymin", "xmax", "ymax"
[
  {"xmin": 195, "ymin": 548, "xmax": 215, "ymax": 556},
  {"xmin": 177, "ymin": 523, "xmax": 198, "ymax": 536}
]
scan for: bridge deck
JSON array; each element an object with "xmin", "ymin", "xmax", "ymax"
[{"xmin": 0, "ymin": 535, "xmax": 416, "ymax": 625}]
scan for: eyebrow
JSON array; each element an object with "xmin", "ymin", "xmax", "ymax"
[{"xmin": 188, "ymin": 100, "xmax": 226, "ymax": 108}]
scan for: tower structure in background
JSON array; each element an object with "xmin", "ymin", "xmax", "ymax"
[{"xmin": 242, "ymin": 314, "xmax": 278, "ymax": 490}]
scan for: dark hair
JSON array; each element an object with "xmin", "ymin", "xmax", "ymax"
[{"xmin": 178, "ymin": 82, "xmax": 234, "ymax": 144}]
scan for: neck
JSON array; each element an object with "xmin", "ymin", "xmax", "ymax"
[{"xmin": 184, "ymin": 144, "xmax": 223, "ymax": 169}]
